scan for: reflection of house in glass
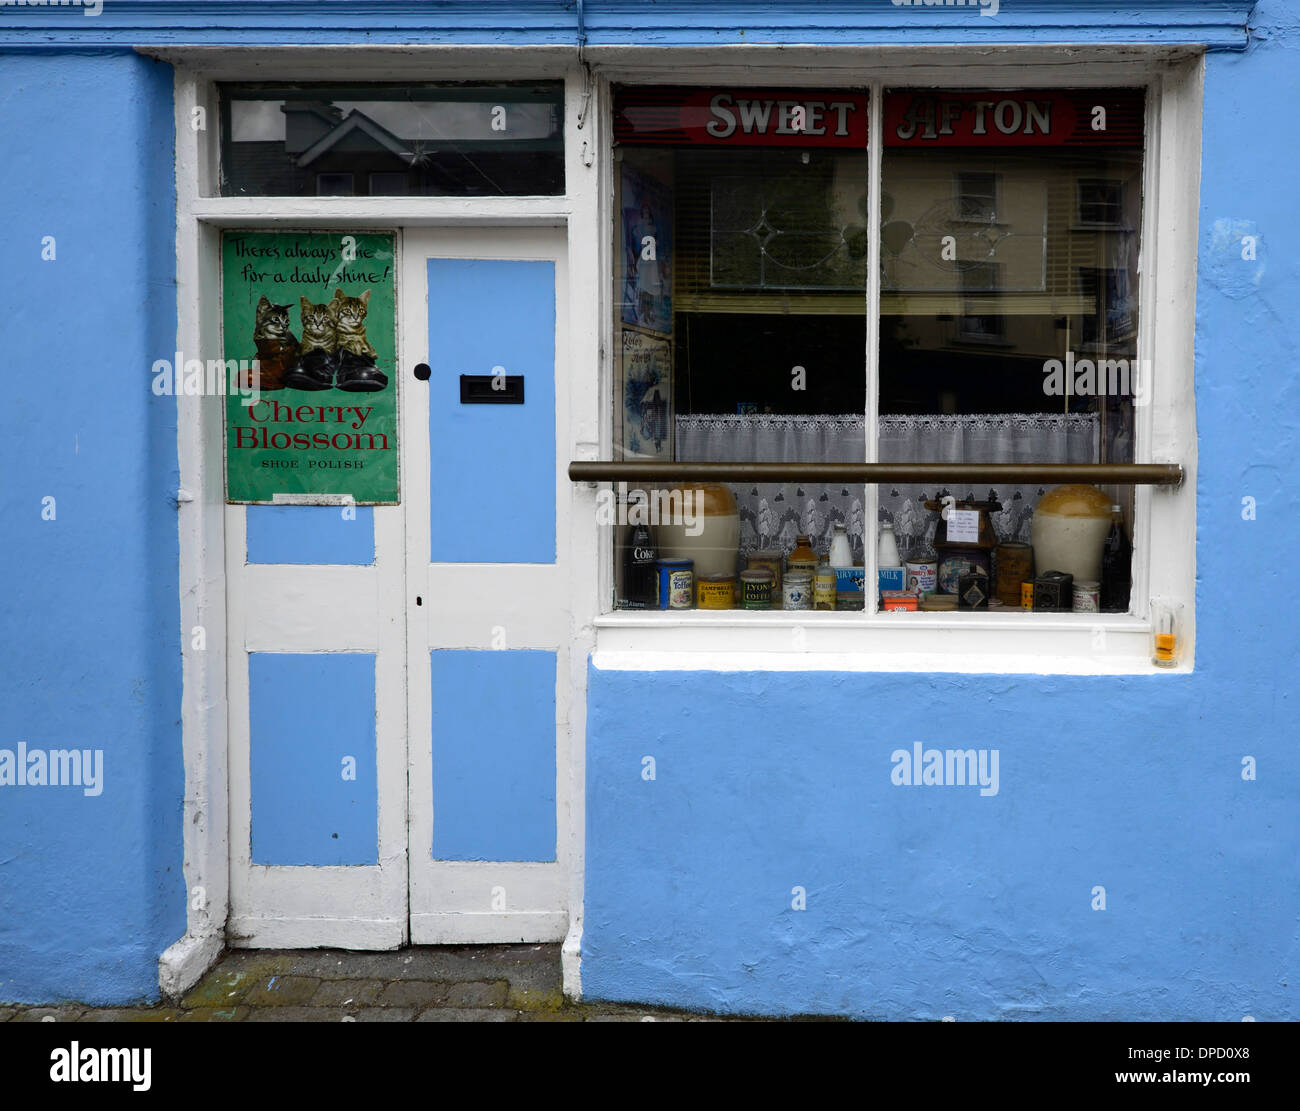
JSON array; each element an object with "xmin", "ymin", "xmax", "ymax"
[{"xmin": 221, "ymin": 86, "xmax": 564, "ymax": 196}]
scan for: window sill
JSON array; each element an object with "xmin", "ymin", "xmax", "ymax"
[{"xmin": 591, "ymin": 610, "xmax": 1188, "ymax": 675}]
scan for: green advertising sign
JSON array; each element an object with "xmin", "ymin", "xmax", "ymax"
[{"xmin": 222, "ymin": 230, "xmax": 399, "ymax": 504}]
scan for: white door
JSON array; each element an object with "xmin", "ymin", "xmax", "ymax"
[{"xmin": 402, "ymin": 227, "xmax": 571, "ymax": 943}]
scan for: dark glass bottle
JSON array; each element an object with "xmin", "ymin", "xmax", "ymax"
[
  {"xmin": 623, "ymin": 522, "xmax": 658, "ymax": 609},
  {"xmin": 1100, "ymin": 506, "xmax": 1132, "ymax": 613}
]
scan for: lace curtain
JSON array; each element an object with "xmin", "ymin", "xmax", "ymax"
[{"xmin": 675, "ymin": 412, "xmax": 1100, "ymax": 559}]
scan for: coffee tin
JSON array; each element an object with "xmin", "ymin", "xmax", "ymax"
[
  {"xmin": 740, "ymin": 569, "xmax": 774, "ymax": 610},
  {"xmin": 1072, "ymin": 580, "xmax": 1101, "ymax": 613},
  {"xmin": 697, "ymin": 574, "xmax": 734, "ymax": 610},
  {"xmin": 655, "ymin": 558, "xmax": 694, "ymax": 610},
  {"xmin": 746, "ymin": 550, "xmax": 784, "ymax": 594}
]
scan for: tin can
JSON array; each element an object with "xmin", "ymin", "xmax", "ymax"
[
  {"xmin": 1020, "ymin": 581, "xmax": 1034, "ymax": 610},
  {"xmin": 835, "ymin": 591, "xmax": 865, "ymax": 612},
  {"xmin": 905, "ymin": 559, "xmax": 938, "ymax": 594},
  {"xmin": 740, "ymin": 569, "xmax": 774, "ymax": 610},
  {"xmin": 881, "ymin": 590, "xmax": 919, "ymax": 612},
  {"xmin": 782, "ymin": 572, "xmax": 812, "ymax": 611},
  {"xmin": 957, "ymin": 570, "xmax": 990, "ymax": 610},
  {"xmin": 655, "ymin": 558, "xmax": 694, "ymax": 610},
  {"xmin": 1072, "ymin": 580, "xmax": 1100, "ymax": 613},
  {"xmin": 814, "ymin": 566, "xmax": 837, "ymax": 610},
  {"xmin": 746, "ymin": 550, "xmax": 784, "ymax": 595},
  {"xmin": 995, "ymin": 541, "xmax": 1034, "ymax": 606},
  {"xmin": 697, "ymin": 574, "xmax": 734, "ymax": 610}
]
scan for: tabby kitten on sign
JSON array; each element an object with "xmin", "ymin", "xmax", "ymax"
[
  {"xmin": 284, "ymin": 295, "xmax": 339, "ymax": 391},
  {"xmin": 299, "ymin": 296, "xmax": 337, "ymax": 356},
  {"xmin": 330, "ymin": 288, "xmax": 377, "ymax": 359},
  {"xmin": 251, "ymin": 296, "xmax": 299, "ymax": 391}
]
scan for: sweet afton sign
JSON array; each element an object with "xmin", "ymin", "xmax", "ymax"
[{"xmin": 222, "ymin": 230, "xmax": 399, "ymax": 504}]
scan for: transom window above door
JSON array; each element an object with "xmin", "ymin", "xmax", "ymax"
[{"xmin": 218, "ymin": 83, "xmax": 565, "ymax": 197}]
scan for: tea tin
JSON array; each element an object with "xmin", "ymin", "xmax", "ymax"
[
  {"xmin": 697, "ymin": 574, "xmax": 734, "ymax": 610},
  {"xmin": 957, "ymin": 570, "xmax": 990, "ymax": 610},
  {"xmin": 740, "ymin": 569, "xmax": 774, "ymax": 610},
  {"xmin": 655, "ymin": 558, "xmax": 694, "ymax": 610},
  {"xmin": 995, "ymin": 541, "xmax": 1034, "ymax": 606}
]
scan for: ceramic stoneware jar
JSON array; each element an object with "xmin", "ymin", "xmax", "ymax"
[
  {"xmin": 656, "ymin": 482, "xmax": 741, "ymax": 580},
  {"xmin": 1031, "ymin": 484, "xmax": 1113, "ymax": 585}
]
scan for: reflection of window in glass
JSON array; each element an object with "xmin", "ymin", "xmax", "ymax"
[
  {"xmin": 315, "ymin": 172, "xmax": 355, "ymax": 196},
  {"xmin": 369, "ymin": 172, "xmax": 409, "ymax": 195},
  {"xmin": 953, "ymin": 171, "xmax": 998, "ymax": 222},
  {"xmin": 219, "ymin": 83, "xmax": 564, "ymax": 197},
  {"xmin": 1076, "ymin": 179, "xmax": 1125, "ymax": 228},
  {"xmin": 1079, "ymin": 267, "xmax": 1136, "ymax": 346},
  {"xmin": 957, "ymin": 263, "xmax": 1006, "ymax": 343}
]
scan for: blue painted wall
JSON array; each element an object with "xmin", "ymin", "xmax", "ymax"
[
  {"xmin": 582, "ymin": 0, "xmax": 1300, "ymax": 1019},
  {"xmin": 0, "ymin": 51, "xmax": 184, "ymax": 1004}
]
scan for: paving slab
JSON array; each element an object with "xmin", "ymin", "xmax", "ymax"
[
  {"xmin": 374, "ymin": 980, "xmax": 448, "ymax": 1009},
  {"xmin": 416, "ymin": 1007, "xmax": 515, "ymax": 1022},
  {"xmin": 353, "ymin": 1008, "xmax": 416, "ymax": 1022},
  {"xmin": 309, "ymin": 979, "xmax": 384, "ymax": 1007},
  {"xmin": 12, "ymin": 1007, "xmax": 87, "ymax": 1022},
  {"xmin": 435, "ymin": 981, "xmax": 510, "ymax": 1008},
  {"xmin": 245, "ymin": 1007, "xmax": 342, "ymax": 1023},
  {"xmin": 175, "ymin": 1007, "xmax": 249, "ymax": 1022},
  {"xmin": 242, "ymin": 976, "xmax": 322, "ymax": 1007}
]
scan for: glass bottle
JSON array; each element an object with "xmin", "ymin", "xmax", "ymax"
[
  {"xmin": 623, "ymin": 521, "xmax": 657, "ymax": 609},
  {"xmin": 878, "ymin": 521, "xmax": 901, "ymax": 568},
  {"xmin": 1100, "ymin": 505, "xmax": 1132, "ymax": 613},
  {"xmin": 828, "ymin": 523, "xmax": 852, "ymax": 569},
  {"xmin": 788, "ymin": 534, "xmax": 818, "ymax": 577}
]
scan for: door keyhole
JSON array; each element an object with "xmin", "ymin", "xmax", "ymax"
[{"xmin": 416, "ymin": 596, "xmax": 423, "ymax": 606}]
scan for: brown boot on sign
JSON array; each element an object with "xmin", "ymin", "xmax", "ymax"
[{"xmin": 252, "ymin": 296, "xmax": 300, "ymax": 391}]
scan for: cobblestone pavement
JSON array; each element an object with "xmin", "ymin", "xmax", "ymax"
[{"xmin": 0, "ymin": 945, "xmax": 755, "ymax": 1022}]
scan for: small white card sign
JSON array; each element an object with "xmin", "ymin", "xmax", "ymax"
[{"xmin": 945, "ymin": 508, "xmax": 981, "ymax": 543}]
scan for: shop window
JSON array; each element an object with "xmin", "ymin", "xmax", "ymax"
[
  {"xmin": 218, "ymin": 83, "xmax": 564, "ymax": 197},
  {"xmin": 608, "ymin": 85, "xmax": 1147, "ymax": 620}
]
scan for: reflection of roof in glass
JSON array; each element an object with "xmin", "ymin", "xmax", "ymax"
[{"xmin": 230, "ymin": 98, "xmax": 558, "ymax": 144}]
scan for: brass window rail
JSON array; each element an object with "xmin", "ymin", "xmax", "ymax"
[{"xmin": 568, "ymin": 462, "xmax": 1183, "ymax": 485}]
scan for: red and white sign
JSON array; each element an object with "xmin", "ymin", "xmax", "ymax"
[
  {"xmin": 884, "ymin": 88, "xmax": 1144, "ymax": 147},
  {"xmin": 614, "ymin": 86, "xmax": 869, "ymax": 148}
]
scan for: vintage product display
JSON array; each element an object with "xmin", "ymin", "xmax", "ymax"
[
  {"xmin": 623, "ymin": 520, "xmax": 658, "ymax": 609},
  {"xmin": 1033, "ymin": 570, "xmax": 1075, "ymax": 612},
  {"xmin": 740, "ymin": 569, "xmax": 774, "ymax": 610},
  {"xmin": 1030, "ymin": 484, "xmax": 1114, "ymax": 585},
  {"xmin": 787, "ymin": 535, "xmax": 819, "ymax": 577},
  {"xmin": 995, "ymin": 541, "xmax": 1034, "ymax": 606},
  {"xmin": 957, "ymin": 570, "xmax": 990, "ymax": 611},
  {"xmin": 656, "ymin": 557, "xmax": 694, "ymax": 610},
  {"xmin": 1072, "ymin": 580, "xmax": 1101, "ymax": 613},
  {"xmin": 1100, "ymin": 506, "xmax": 1133, "ymax": 612},
  {"xmin": 609, "ymin": 478, "xmax": 1141, "ymax": 622},
  {"xmin": 814, "ymin": 563, "xmax": 837, "ymax": 611},
  {"xmin": 782, "ymin": 572, "xmax": 812, "ymax": 611},
  {"xmin": 697, "ymin": 574, "xmax": 734, "ymax": 609},
  {"xmin": 656, "ymin": 483, "xmax": 740, "ymax": 578},
  {"xmin": 881, "ymin": 591, "xmax": 919, "ymax": 612},
  {"xmin": 747, "ymin": 550, "xmax": 785, "ymax": 597},
  {"xmin": 927, "ymin": 496, "xmax": 999, "ymax": 594}
]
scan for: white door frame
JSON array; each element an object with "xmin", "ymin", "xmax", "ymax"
[
  {"xmin": 161, "ymin": 56, "xmax": 598, "ymax": 998},
  {"xmin": 402, "ymin": 226, "xmax": 573, "ymax": 944}
]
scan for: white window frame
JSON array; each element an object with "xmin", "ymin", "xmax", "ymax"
[{"xmin": 584, "ymin": 49, "xmax": 1201, "ymax": 677}]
